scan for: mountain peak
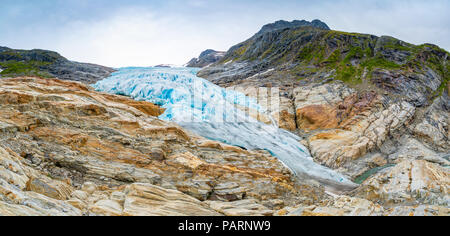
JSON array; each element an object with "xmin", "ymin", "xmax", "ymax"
[{"xmin": 256, "ymin": 19, "xmax": 330, "ymax": 35}]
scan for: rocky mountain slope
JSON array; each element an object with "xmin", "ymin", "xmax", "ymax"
[
  {"xmin": 198, "ymin": 20, "xmax": 448, "ymax": 103},
  {"xmin": 0, "ymin": 77, "xmax": 447, "ymax": 216},
  {"xmin": 0, "ymin": 46, "xmax": 115, "ymax": 84},
  {"xmin": 197, "ymin": 19, "xmax": 449, "ymax": 214},
  {"xmin": 186, "ymin": 49, "xmax": 226, "ymax": 68}
]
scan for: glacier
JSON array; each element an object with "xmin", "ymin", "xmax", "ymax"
[{"xmin": 93, "ymin": 67, "xmax": 358, "ymax": 191}]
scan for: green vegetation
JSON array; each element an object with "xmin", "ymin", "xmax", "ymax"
[
  {"xmin": 296, "ymin": 44, "xmax": 317, "ymax": 62},
  {"xmin": 231, "ymin": 43, "xmax": 251, "ymax": 60},
  {"xmin": 0, "ymin": 60, "xmax": 53, "ymax": 78},
  {"xmin": 361, "ymin": 56, "xmax": 402, "ymax": 70},
  {"xmin": 377, "ymin": 36, "xmax": 415, "ymax": 52},
  {"xmin": 435, "ymin": 62, "xmax": 449, "ymax": 96},
  {"xmin": 335, "ymin": 65, "xmax": 363, "ymax": 84},
  {"xmin": 258, "ymin": 30, "xmax": 412, "ymax": 85},
  {"xmin": 287, "ymin": 31, "xmax": 446, "ymax": 87},
  {"xmin": 323, "ymin": 48, "xmax": 341, "ymax": 64},
  {"xmin": 325, "ymin": 30, "xmax": 371, "ymax": 38}
]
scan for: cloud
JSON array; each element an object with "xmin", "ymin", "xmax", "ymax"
[
  {"xmin": 0, "ymin": 0, "xmax": 448, "ymax": 67},
  {"xmin": 50, "ymin": 7, "xmax": 242, "ymax": 67}
]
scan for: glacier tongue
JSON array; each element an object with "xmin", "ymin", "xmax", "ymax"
[{"xmin": 93, "ymin": 67, "xmax": 357, "ymax": 191}]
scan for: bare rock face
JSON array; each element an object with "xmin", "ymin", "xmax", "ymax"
[
  {"xmin": 279, "ymin": 194, "xmax": 449, "ymax": 216},
  {"xmin": 307, "ymin": 101, "xmax": 415, "ymax": 168},
  {"xmin": 258, "ymin": 80, "xmax": 449, "ymax": 209},
  {"xmin": 355, "ymin": 160, "xmax": 449, "ymax": 206},
  {"xmin": 413, "ymin": 93, "xmax": 449, "ymax": 152},
  {"xmin": 292, "ymin": 81, "xmax": 449, "ymax": 190},
  {"xmin": 293, "ymin": 82, "xmax": 356, "ymax": 131},
  {"xmin": 386, "ymin": 137, "xmax": 449, "ymax": 166},
  {"xmin": 371, "ymin": 68, "xmax": 442, "ymax": 107},
  {"xmin": 206, "ymin": 199, "xmax": 273, "ymax": 216},
  {"xmin": 291, "ymin": 82, "xmax": 417, "ymax": 174},
  {"xmin": 384, "ymin": 205, "xmax": 449, "ymax": 216},
  {"xmin": 0, "ymin": 77, "xmax": 330, "ymax": 216},
  {"xmin": 122, "ymin": 183, "xmax": 220, "ymax": 216},
  {"xmin": 225, "ymin": 85, "xmax": 297, "ymax": 130},
  {"xmin": 296, "ymin": 196, "xmax": 384, "ymax": 216},
  {"xmin": 0, "ymin": 146, "xmax": 81, "ymax": 216}
]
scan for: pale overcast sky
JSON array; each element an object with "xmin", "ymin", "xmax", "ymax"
[{"xmin": 0, "ymin": 0, "xmax": 449, "ymax": 67}]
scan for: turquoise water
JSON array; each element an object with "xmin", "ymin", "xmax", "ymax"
[
  {"xmin": 354, "ymin": 164, "xmax": 396, "ymax": 184},
  {"xmin": 93, "ymin": 67, "xmax": 357, "ymax": 190}
]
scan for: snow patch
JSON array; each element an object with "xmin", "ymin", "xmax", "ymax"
[
  {"xmin": 224, "ymin": 60, "xmax": 233, "ymax": 65},
  {"xmin": 247, "ymin": 68, "xmax": 275, "ymax": 80}
]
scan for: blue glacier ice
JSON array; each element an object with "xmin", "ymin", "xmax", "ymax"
[{"xmin": 93, "ymin": 67, "xmax": 357, "ymax": 191}]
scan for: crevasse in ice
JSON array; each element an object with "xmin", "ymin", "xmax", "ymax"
[{"xmin": 92, "ymin": 67, "xmax": 357, "ymax": 190}]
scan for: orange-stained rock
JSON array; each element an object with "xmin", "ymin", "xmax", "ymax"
[
  {"xmin": 0, "ymin": 91, "xmax": 35, "ymax": 104},
  {"xmin": 279, "ymin": 110, "xmax": 297, "ymax": 131},
  {"xmin": 307, "ymin": 102, "xmax": 415, "ymax": 169},
  {"xmin": 296, "ymin": 105, "xmax": 338, "ymax": 130},
  {"xmin": 296, "ymin": 91, "xmax": 379, "ymax": 131},
  {"xmin": 100, "ymin": 93, "xmax": 165, "ymax": 117},
  {"xmin": 26, "ymin": 177, "xmax": 73, "ymax": 200}
]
